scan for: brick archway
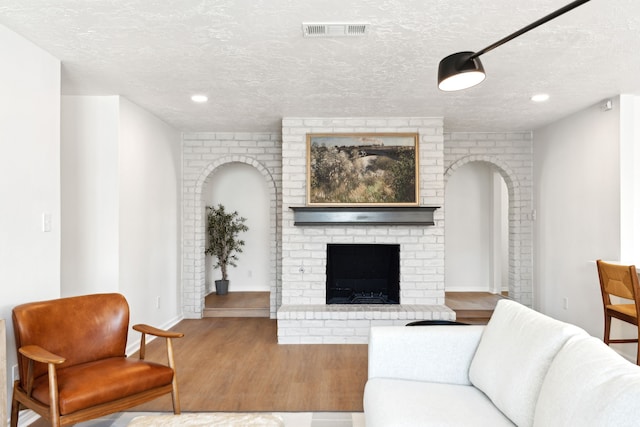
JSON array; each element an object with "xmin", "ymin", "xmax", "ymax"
[
  {"xmin": 183, "ymin": 155, "xmax": 279, "ymax": 318},
  {"xmin": 444, "ymin": 155, "xmax": 532, "ymax": 305}
]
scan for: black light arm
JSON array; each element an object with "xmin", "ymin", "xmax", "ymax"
[
  {"xmin": 438, "ymin": 0, "xmax": 592, "ymax": 91},
  {"xmin": 469, "ymin": 0, "xmax": 591, "ymax": 60}
]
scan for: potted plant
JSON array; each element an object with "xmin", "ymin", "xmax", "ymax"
[{"xmin": 204, "ymin": 204, "xmax": 249, "ymax": 295}]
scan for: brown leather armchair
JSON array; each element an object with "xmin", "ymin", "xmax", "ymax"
[{"xmin": 11, "ymin": 293, "xmax": 183, "ymax": 427}]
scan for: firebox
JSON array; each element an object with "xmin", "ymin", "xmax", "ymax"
[{"xmin": 326, "ymin": 244, "xmax": 400, "ymax": 304}]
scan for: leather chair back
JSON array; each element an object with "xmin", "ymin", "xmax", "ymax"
[{"xmin": 13, "ymin": 293, "xmax": 129, "ymax": 386}]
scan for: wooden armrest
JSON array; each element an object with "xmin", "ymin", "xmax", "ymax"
[
  {"xmin": 19, "ymin": 345, "xmax": 65, "ymax": 364},
  {"xmin": 133, "ymin": 324, "xmax": 184, "ymax": 339}
]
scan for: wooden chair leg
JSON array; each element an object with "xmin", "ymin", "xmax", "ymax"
[
  {"xmin": 167, "ymin": 338, "xmax": 181, "ymax": 414},
  {"xmin": 11, "ymin": 394, "xmax": 20, "ymax": 427},
  {"xmin": 171, "ymin": 384, "xmax": 181, "ymax": 415},
  {"xmin": 604, "ymin": 315, "xmax": 612, "ymax": 345},
  {"xmin": 636, "ymin": 325, "xmax": 640, "ymax": 365}
]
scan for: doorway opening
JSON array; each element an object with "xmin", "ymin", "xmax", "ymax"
[
  {"xmin": 445, "ymin": 161, "xmax": 508, "ymax": 294},
  {"xmin": 202, "ymin": 162, "xmax": 270, "ymax": 317}
]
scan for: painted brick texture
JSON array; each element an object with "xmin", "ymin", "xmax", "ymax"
[
  {"xmin": 182, "ymin": 132, "xmax": 282, "ymax": 319},
  {"xmin": 179, "ymin": 125, "xmax": 534, "ymax": 344}
]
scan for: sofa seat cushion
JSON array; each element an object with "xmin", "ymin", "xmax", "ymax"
[
  {"xmin": 31, "ymin": 357, "xmax": 175, "ymax": 415},
  {"xmin": 364, "ymin": 378, "xmax": 515, "ymax": 427},
  {"xmin": 534, "ymin": 335, "xmax": 640, "ymax": 427}
]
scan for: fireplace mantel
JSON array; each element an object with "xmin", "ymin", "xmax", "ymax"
[{"xmin": 290, "ymin": 206, "xmax": 440, "ymax": 226}]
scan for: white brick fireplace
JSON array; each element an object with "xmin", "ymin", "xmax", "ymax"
[
  {"xmin": 278, "ymin": 117, "xmax": 455, "ymax": 344},
  {"xmin": 180, "ymin": 123, "xmax": 533, "ymax": 344}
]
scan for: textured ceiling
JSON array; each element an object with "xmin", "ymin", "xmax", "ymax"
[{"xmin": 1, "ymin": 0, "xmax": 639, "ymax": 132}]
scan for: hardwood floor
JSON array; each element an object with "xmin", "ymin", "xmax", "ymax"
[
  {"xmin": 130, "ymin": 317, "xmax": 368, "ymax": 413},
  {"xmin": 204, "ymin": 291, "xmax": 270, "ymax": 318},
  {"xmin": 203, "ymin": 291, "xmax": 506, "ymax": 322},
  {"xmin": 129, "ymin": 291, "xmax": 502, "ymax": 412},
  {"xmin": 446, "ymin": 291, "xmax": 507, "ymax": 324}
]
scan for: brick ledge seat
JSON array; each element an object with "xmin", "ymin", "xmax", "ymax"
[
  {"xmin": 277, "ymin": 304, "xmax": 455, "ymax": 321},
  {"xmin": 277, "ymin": 304, "xmax": 455, "ymax": 344}
]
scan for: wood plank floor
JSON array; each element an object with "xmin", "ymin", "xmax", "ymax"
[
  {"xmin": 130, "ymin": 317, "xmax": 368, "ymax": 413},
  {"xmin": 204, "ymin": 291, "xmax": 270, "ymax": 317},
  {"xmin": 130, "ymin": 292, "xmax": 502, "ymax": 412},
  {"xmin": 203, "ymin": 291, "xmax": 506, "ymax": 321},
  {"xmin": 445, "ymin": 291, "xmax": 507, "ymax": 324}
]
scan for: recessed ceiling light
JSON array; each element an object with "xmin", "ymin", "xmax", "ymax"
[
  {"xmin": 191, "ymin": 94, "xmax": 208, "ymax": 103},
  {"xmin": 531, "ymin": 93, "xmax": 550, "ymax": 102}
]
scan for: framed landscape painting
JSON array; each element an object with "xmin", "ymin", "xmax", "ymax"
[{"xmin": 307, "ymin": 133, "xmax": 419, "ymax": 206}]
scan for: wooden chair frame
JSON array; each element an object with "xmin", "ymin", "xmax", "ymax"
[
  {"xmin": 11, "ymin": 324, "xmax": 183, "ymax": 427},
  {"xmin": 597, "ymin": 259, "xmax": 640, "ymax": 364}
]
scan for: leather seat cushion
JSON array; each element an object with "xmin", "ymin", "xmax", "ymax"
[{"xmin": 31, "ymin": 357, "xmax": 174, "ymax": 415}]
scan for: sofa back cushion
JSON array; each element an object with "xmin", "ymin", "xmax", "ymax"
[
  {"xmin": 534, "ymin": 335, "xmax": 640, "ymax": 427},
  {"xmin": 468, "ymin": 300, "xmax": 586, "ymax": 427}
]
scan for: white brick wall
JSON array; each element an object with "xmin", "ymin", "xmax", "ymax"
[
  {"xmin": 444, "ymin": 132, "xmax": 533, "ymax": 306},
  {"xmin": 277, "ymin": 304, "xmax": 455, "ymax": 344},
  {"xmin": 279, "ymin": 117, "xmax": 453, "ymax": 343},
  {"xmin": 178, "ymin": 126, "xmax": 534, "ymax": 343},
  {"xmin": 182, "ymin": 132, "xmax": 282, "ymax": 318}
]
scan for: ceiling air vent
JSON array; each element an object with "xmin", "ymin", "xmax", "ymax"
[{"xmin": 302, "ymin": 23, "xmax": 369, "ymax": 38}]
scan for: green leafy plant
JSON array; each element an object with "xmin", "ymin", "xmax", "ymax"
[{"xmin": 204, "ymin": 204, "xmax": 249, "ymax": 281}]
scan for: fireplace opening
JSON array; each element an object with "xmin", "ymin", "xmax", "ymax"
[{"xmin": 326, "ymin": 244, "xmax": 400, "ymax": 304}]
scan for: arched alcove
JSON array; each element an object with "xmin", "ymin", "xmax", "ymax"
[
  {"xmin": 185, "ymin": 155, "xmax": 279, "ymax": 318},
  {"xmin": 445, "ymin": 162, "xmax": 508, "ymax": 293},
  {"xmin": 444, "ymin": 155, "xmax": 532, "ymax": 305},
  {"xmin": 203, "ymin": 162, "xmax": 271, "ymax": 293}
]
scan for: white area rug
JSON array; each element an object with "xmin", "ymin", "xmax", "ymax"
[{"xmin": 128, "ymin": 413, "xmax": 284, "ymax": 426}]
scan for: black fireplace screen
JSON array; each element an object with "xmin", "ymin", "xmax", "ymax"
[{"xmin": 326, "ymin": 244, "xmax": 400, "ymax": 304}]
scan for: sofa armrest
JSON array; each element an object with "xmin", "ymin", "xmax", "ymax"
[{"xmin": 368, "ymin": 325, "xmax": 485, "ymax": 385}]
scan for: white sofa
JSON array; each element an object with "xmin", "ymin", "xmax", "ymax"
[{"xmin": 364, "ymin": 299, "xmax": 640, "ymax": 427}]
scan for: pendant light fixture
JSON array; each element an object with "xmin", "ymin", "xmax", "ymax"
[{"xmin": 438, "ymin": 0, "xmax": 591, "ymax": 91}]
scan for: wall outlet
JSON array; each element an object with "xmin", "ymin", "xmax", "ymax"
[
  {"xmin": 12, "ymin": 364, "xmax": 19, "ymax": 383},
  {"xmin": 42, "ymin": 212, "xmax": 52, "ymax": 232},
  {"xmin": 563, "ymin": 297, "xmax": 569, "ymax": 310}
]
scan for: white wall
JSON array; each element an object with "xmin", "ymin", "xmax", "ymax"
[
  {"xmin": 534, "ymin": 98, "xmax": 621, "ymax": 342},
  {"xmin": 497, "ymin": 174, "xmax": 509, "ymax": 292},
  {"xmin": 118, "ymin": 97, "xmax": 182, "ymax": 330},
  {"xmin": 0, "ymin": 24, "xmax": 61, "ymax": 419},
  {"xmin": 61, "ymin": 96, "xmax": 120, "ymax": 295},
  {"xmin": 203, "ymin": 162, "xmax": 270, "ymax": 292},
  {"xmin": 619, "ymin": 95, "xmax": 640, "ymax": 265},
  {"xmin": 445, "ymin": 162, "xmax": 493, "ymax": 291},
  {"xmin": 61, "ymin": 95, "xmax": 182, "ymax": 347}
]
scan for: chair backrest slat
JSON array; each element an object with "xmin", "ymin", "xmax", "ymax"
[{"xmin": 597, "ymin": 260, "xmax": 640, "ymax": 303}]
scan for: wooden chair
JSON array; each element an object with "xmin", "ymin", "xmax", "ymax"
[
  {"xmin": 596, "ymin": 259, "xmax": 640, "ymax": 364},
  {"xmin": 11, "ymin": 293, "xmax": 183, "ymax": 427}
]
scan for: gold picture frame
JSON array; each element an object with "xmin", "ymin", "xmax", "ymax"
[{"xmin": 307, "ymin": 133, "xmax": 419, "ymax": 206}]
